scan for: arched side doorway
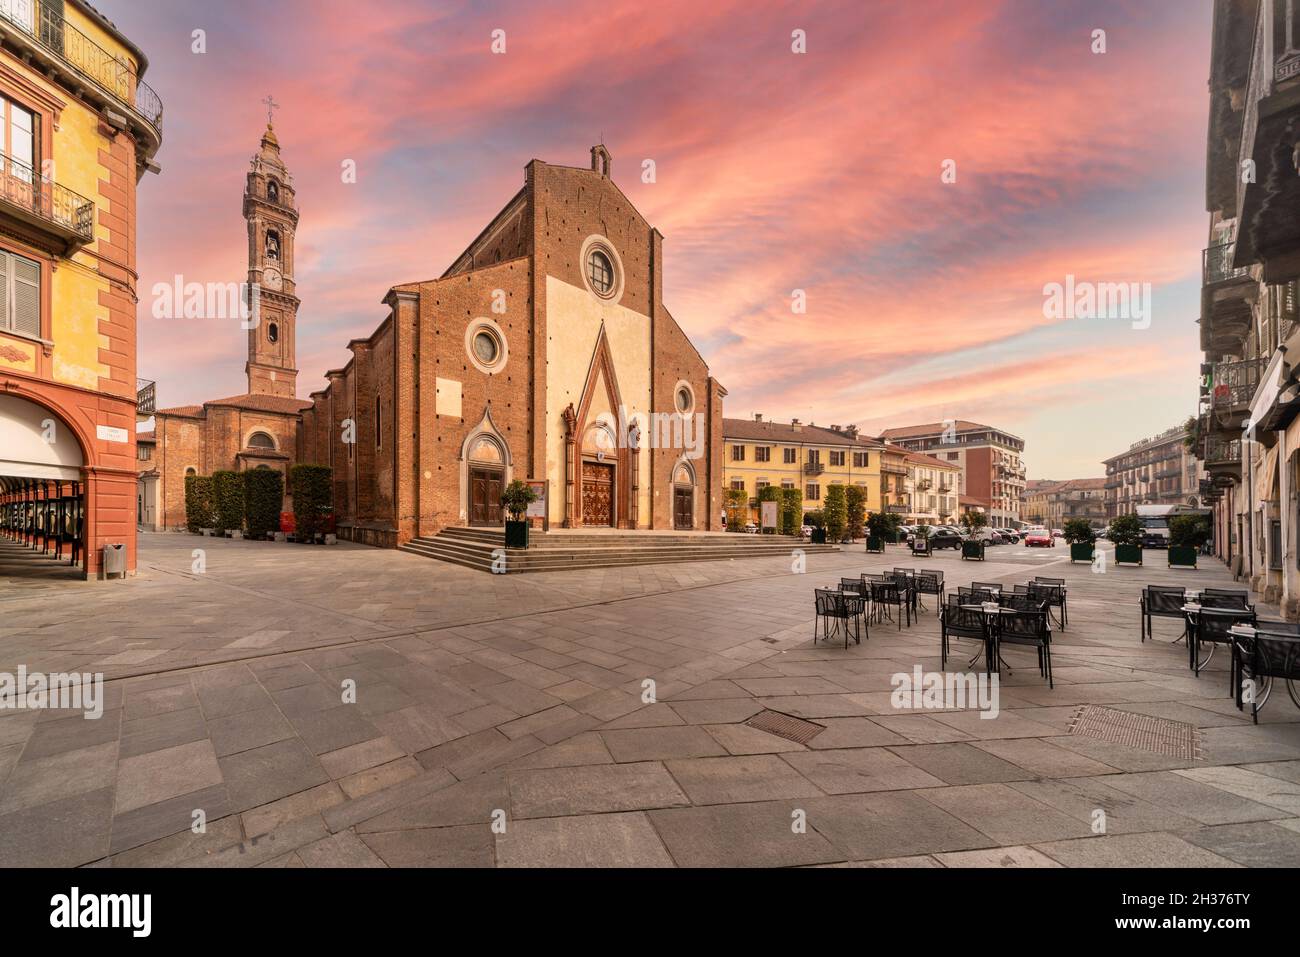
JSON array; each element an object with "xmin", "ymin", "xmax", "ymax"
[
  {"xmin": 672, "ymin": 460, "xmax": 696, "ymax": 530},
  {"xmin": 459, "ymin": 409, "xmax": 512, "ymax": 527}
]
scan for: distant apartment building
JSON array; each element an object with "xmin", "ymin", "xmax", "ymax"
[
  {"xmin": 880, "ymin": 443, "xmax": 961, "ymax": 525},
  {"xmin": 1022, "ymin": 479, "xmax": 1062, "ymax": 524},
  {"xmin": 722, "ymin": 416, "xmax": 883, "ymax": 523},
  {"xmin": 1036, "ymin": 478, "xmax": 1109, "ymax": 529},
  {"xmin": 1102, "ymin": 425, "xmax": 1201, "ymax": 519},
  {"xmin": 880, "ymin": 420, "xmax": 1025, "ymax": 527}
]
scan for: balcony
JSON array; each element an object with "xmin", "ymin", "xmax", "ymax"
[
  {"xmin": 136, "ymin": 378, "xmax": 155, "ymax": 417},
  {"xmin": 1234, "ymin": 0, "xmax": 1300, "ymax": 281},
  {"xmin": 1208, "ymin": 355, "xmax": 1266, "ymax": 430},
  {"xmin": 0, "ymin": 1, "xmax": 162, "ymax": 148},
  {"xmin": 1202, "ymin": 242, "xmax": 1258, "ymax": 357},
  {"xmin": 1204, "ymin": 435, "xmax": 1242, "ymax": 479},
  {"xmin": 0, "ymin": 155, "xmax": 94, "ymax": 251},
  {"xmin": 803, "ymin": 462, "xmax": 825, "ymax": 477}
]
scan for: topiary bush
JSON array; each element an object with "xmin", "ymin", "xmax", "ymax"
[
  {"xmin": 184, "ymin": 474, "xmax": 214, "ymax": 533},
  {"xmin": 244, "ymin": 468, "xmax": 284, "ymax": 540},
  {"xmin": 724, "ymin": 487, "xmax": 748, "ymax": 530},
  {"xmin": 1169, "ymin": 514, "xmax": 1211, "ymax": 549},
  {"xmin": 1108, "ymin": 512, "xmax": 1143, "ymax": 548},
  {"xmin": 211, "ymin": 470, "xmax": 244, "ymax": 533},
  {"xmin": 780, "ymin": 487, "xmax": 801, "ymax": 536},
  {"xmin": 290, "ymin": 464, "xmax": 333, "ymax": 540},
  {"xmin": 1063, "ymin": 518, "xmax": 1096, "ymax": 545},
  {"xmin": 867, "ymin": 510, "xmax": 902, "ymax": 543}
]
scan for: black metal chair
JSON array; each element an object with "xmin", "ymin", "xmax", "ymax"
[
  {"xmin": 1192, "ymin": 606, "xmax": 1255, "ymax": 693},
  {"xmin": 996, "ymin": 608, "xmax": 1054, "ymax": 687},
  {"xmin": 840, "ymin": 578, "xmax": 870, "ymax": 638},
  {"xmin": 972, "ymin": 581, "xmax": 1002, "ymax": 594},
  {"xmin": 1200, "ymin": 589, "xmax": 1252, "ymax": 613},
  {"xmin": 1026, "ymin": 582, "xmax": 1065, "ymax": 630},
  {"xmin": 1235, "ymin": 628, "xmax": 1300, "ymax": 723},
  {"xmin": 914, "ymin": 571, "xmax": 944, "ymax": 614},
  {"xmin": 1034, "ymin": 577, "xmax": 1068, "ymax": 629},
  {"xmin": 871, "ymin": 580, "xmax": 911, "ymax": 629},
  {"xmin": 998, "ymin": 592, "xmax": 1046, "ymax": 613},
  {"xmin": 941, "ymin": 596, "xmax": 994, "ymax": 674},
  {"xmin": 1139, "ymin": 585, "xmax": 1187, "ymax": 643},
  {"xmin": 958, "ymin": 586, "xmax": 996, "ymax": 605},
  {"xmin": 814, "ymin": 588, "xmax": 863, "ymax": 649}
]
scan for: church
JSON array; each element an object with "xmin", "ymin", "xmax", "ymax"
[
  {"xmin": 139, "ymin": 124, "xmax": 311, "ymax": 531},
  {"xmin": 143, "ymin": 127, "xmax": 727, "ymax": 546}
]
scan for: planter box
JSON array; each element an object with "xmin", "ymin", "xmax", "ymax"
[
  {"xmin": 811, "ymin": 529, "xmax": 827, "ymax": 544},
  {"xmin": 274, "ymin": 532, "xmax": 286, "ymax": 542},
  {"xmin": 1115, "ymin": 544, "xmax": 1143, "ymax": 566},
  {"xmin": 911, "ymin": 540, "xmax": 931, "ymax": 557},
  {"xmin": 230, "ymin": 530, "xmax": 243, "ymax": 540},
  {"xmin": 1069, "ymin": 542, "xmax": 1095, "ymax": 563},
  {"xmin": 1168, "ymin": 546, "xmax": 1198, "ymax": 568},
  {"xmin": 505, "ymin": 520, "xmax": 530, "ymax": 549},
  {"xmin": 866, "ymin": 536, "xmax": 885, "ymax": 554},
  {"xmin": 961, "ymin": 541, "xmax": 985, "ymax": 561}
]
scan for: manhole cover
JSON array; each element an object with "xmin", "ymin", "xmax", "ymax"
[
  {"xmin": 1068, "ymin": 705, "xmax": 1201, "ymax": 760},
  {"xmin": 744, "ymin": 710, "xmax": 825, "ymax": 745}
]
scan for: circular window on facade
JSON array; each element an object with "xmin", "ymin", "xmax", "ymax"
[
  {"xmin": 465, "ymin": 319, "xmax": 509, "ymax": 374},
  {"xmin": 674, "ymin": 381, "xmax": 695, "ymax": 416}
]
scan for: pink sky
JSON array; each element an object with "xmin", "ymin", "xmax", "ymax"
[{"xmin": 112, "ymin": 0, "xmax": 1211, "ymax": 478}]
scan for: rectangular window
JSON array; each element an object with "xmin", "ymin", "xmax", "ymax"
[
  {"xmin": 0, "ymin": 250, "xmax": 41, "ymax": 338},
  {"xmin": 783, "ymin": 447, "xmax": 797, "ymax": 464},
  {"xmin": 1270, "ymin": 520, "xmax": 1282, "ymax": 571},
  {"xmin": 807, "ymin": 449, "xmax": 821, "ymax": 465},
  {"xmin": 730, "ymin": 479, "xmax": 745, "ymax": 491},
  {"xmin": 731, "ymin": 445, "xmax": 745, "ymax": 462},
  {"xmin": 137, "ymin": 445, "xmax": 152, "ymax": 461},
  {"xmin": 781, "ymin": 480, "xmax": 794, "ymax": 489},
  {"xmin": 853, "ymin": 452, "xmax": 869, "ymax": 468},
  {"xmin": 755, "ymin": 446, "xmax": 771, "ymax": 462},
  {"xmin": 756, "ymin": 481, "xmax": 770, "ymax": 492},
  {"xmin": 947, "ymin": 452, "xmax": 958, "ymax": 461},
  {"xmin": 829, "ymin": 450, "xmax": 845, "ymax": 467},
  {"xmin": 806, "ymin": 483, "xmax": 820, "ymax": 501}
]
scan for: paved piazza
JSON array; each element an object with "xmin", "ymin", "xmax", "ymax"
[{"xmin": 2, "ymin": 534, "xmax": 1299, "ymax": 868}]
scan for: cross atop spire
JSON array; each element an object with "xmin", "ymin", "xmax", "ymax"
[{"xmin": 262, "ymin": 94, "xmax": 280, "ymax": 126}]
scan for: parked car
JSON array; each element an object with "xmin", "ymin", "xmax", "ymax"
[
  {"xmin": 927, "ymin": 528, "xmax": 962, "ymax": 549},
  {"xmin": 1051, "ymin": 529, "xmax": 1065, "ymax": 538},
  {"xmin": 744, "ymin": 523, "xmax": 758, "ymax": 534},
  {"xmin": 800, "ymin": 525, "xmax": 812, "ymax": 538},
  {"xmin": 1024, "ymin": 527, "xmax": 1055, "ymax": 547}
]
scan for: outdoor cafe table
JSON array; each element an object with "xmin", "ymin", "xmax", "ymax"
[{"xmin": 959, "ymin": 602, "xmax": 1015, "ymax": 674}]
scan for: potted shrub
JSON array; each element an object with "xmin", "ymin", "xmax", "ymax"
[
  {"xmin": 501, "ymin": 479, "xmax": 539, "ymax": 548},
  {"xmin": 865, "ymin": 512, "xmax": 895, "ymax": 553},
  {"xmin": 1109, "ymin": 513, "xmax": 1143, "ymax": 565},
  {"xmin": 960, "ymin": 510, "xmax": 986, "ymax": 560},
  {"xmin": 1064, "ymin": 518, "xmax": 1096, "ymax": 563},
  {"xmin": 1168, "ymin": 514, "xmax": 1209, "ymax": 569}
]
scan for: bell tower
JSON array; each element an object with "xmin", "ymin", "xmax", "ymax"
[{"xmin": 243, "ymin": 113, "xmax": 300, "ymax": 397}]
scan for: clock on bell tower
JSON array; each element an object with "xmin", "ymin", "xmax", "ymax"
[{"xmin": 243, "ymin": 119, "xmax": 300, "ymax": 397}]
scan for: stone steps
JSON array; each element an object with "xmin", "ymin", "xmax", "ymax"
[{"xmin": 399, "ymin": 528, "xmax": 841, "ymax": 574}]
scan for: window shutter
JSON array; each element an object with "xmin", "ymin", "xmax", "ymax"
[
  {"xmin": 12, "ymin": 254, "xmax": 40, "ymax": 338},
  {"xmin": 0, "ymin": 254, "xmax": 8, "ymax": 332}
]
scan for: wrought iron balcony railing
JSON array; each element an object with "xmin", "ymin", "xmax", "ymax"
[
  {"xmin": 0, "ymin": 0, "xmax": 163, "ymax": 130},
  {"xmin": 136, "ymin": 378, "xmax": 155, "ymax": 416},
  {"xmin": 803, "ymin": 462, "xmax": 824, "ymax": 476},
  {"xmin": 0, "ymin": 154, "xmax": 93, "ymax": 244},
  {"xmin": 1204, "ymin": 436, "xmax": 1242, "ymax": 466},
  {"xmin": 1209, "ymin": 356, "xmax": 1265, "ymax": 409},
  {"xmin": 1204, "ymin": 243, "xmax": 1251, "ymax": 285}
]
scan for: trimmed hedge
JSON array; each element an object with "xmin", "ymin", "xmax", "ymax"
[
  {"xmin": 184, "ymin": 474, "xmax": 214, "ymax": 533},
  {"xmin": 780, "ymin": 487, "xmax": 801, "ymax": 536},
  {"xmin": 211, "ymin": 470, "xmax": 244, "ymax": 533},
  {"xmin": 289, "ymin": 464, "xmax": 333, "ymax": 539},
  {"xmin": 823, "ymin": 484, "xmax": 847, "ymax": 543},
  {"xmin": 845, "ymin": 486, "xmax": 865, "ymax": 542},
  {"xmin": 244, "ymin": 468, "xmax": 284, "ymax": 539}
]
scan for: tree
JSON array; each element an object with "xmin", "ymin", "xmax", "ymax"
[
  {"xmin": 1063, "ymin": 517, "xmax": 1095, "ymax": 546},
  {"xmin": 804, "ymin": 509, "xmax": 825, "ymax": 529},
  {"xmin": 866, "ymin": 510, "xmax": 902, "ymax": 543},
  {"xmin": 780, "ymin": 487, "xmax": 801, "ymax": 535},
  {"xmin": 243, "ymin": 468, "xmax": 284, "ymax": 539},
  {"xmin": 844, "ymin": 486, "xmax": 866, "ymax": 542},
  {"xmin": 723, "ymin": 488, "xmax": 748, "ymax": 530},
  {"xmin": 823, "ymin": 485, "xmax": 847, "ymax": 543},
  {"xmin": 960, "ymin": 509, "xmax": 987, "ymax": 539},
  {"xmin": 184, "ymin": 474, "xmax": 214, "ymax": 533},
  {"xmin": 1108, "ymin": 512, "xmax": 1143, "ymax": 547}
]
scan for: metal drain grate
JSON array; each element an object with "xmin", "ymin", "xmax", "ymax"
[
  {"xmin": 744, "ymin": 709, "xmax": 825, "ymax": 745},
  {"xmin": 1068, "ymin": 705, "xmax": 1201, "ymax": 759}
]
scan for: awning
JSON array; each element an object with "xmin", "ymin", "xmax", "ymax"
[
  {"xmin": 1256, "ymin": 442, "xmax": 1280, "ymax": 503},
  {"xmin": 0, "ymin": 394, "xmax": 83, "ymax": 481}
]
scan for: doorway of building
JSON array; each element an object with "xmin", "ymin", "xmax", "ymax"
[
  {"xmin": 674, "ymin": 486, "xmax": 693, "ymax": 530},
  {"xmin": 469, "ymin": 467, "xmax": 503, "ymax": 526},
  {"xmin": 581, "ymin": 461, "xmax": 615, "ymax": 526}
]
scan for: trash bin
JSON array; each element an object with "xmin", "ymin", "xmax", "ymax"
[{"xmin": 102, "ymin": 543, "xmax": 127, "ymax": 580}]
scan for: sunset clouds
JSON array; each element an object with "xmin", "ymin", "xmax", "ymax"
[{"xmin": 115, "ymin": 0, "xmax": 1209, "ymax": 476}]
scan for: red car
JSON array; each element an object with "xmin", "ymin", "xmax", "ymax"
[{"xmin": 1024, "ymin": 527, "xmax": 1055, "ymax": 547}]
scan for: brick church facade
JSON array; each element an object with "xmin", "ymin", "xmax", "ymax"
[
  {"xmin": 144, "ymin": 134, "xmax": 725, "ymax": 544},
  {"xmin": 298, "ymin": 145, "xmax": 726, "ymax": 546},
  {"xmin": 141, "ymin": 125, "xmax": 310, "ymax": 530}
]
